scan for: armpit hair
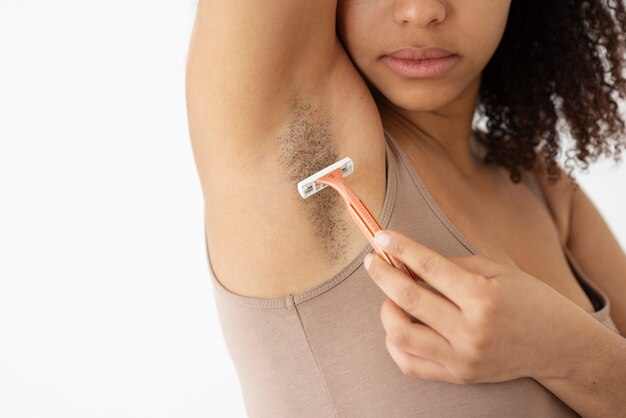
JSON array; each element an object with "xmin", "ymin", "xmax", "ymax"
[{"xmin": 275, "ymin": 94, "xmax": 352, "ymax": 264}]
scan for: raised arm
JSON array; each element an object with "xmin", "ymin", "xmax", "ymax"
[
  {"xmin": 185, "ymin": 0, "xmax": 339, "ymax": 163},
  {"xmin": 185, "ymin": 0, "xmax": 387, "ymax": 299}
]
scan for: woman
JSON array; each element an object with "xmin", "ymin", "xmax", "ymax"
[{"xmin": 186, "ymin": 1, "xmax": 626, "ymax": 416}]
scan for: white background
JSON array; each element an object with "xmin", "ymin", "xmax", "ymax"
[{"xmin": 1, "ymin": 1, "xmax": 625, "ymax": 417}]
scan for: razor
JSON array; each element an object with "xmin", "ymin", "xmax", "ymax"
[{"xmin": 297, "ymin": 157, "xmax": 422, "ymax": 283}]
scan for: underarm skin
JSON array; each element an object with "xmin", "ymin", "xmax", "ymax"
[{"xmin": 275, "ymin": 95, "xmax": 353, "ymax": 265}]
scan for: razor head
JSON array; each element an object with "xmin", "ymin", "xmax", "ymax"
[{"xmin": 296, "ymin": 157, "xmax": 354, "ymax": 199}]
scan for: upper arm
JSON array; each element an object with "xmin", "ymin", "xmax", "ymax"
[
  {"xmin": 531, "ymin": 155, "xmax": 626, "ymax": 335},
  {"xmin": 566, "ymin": 183, "xmax": 626, "ymax": 335},
  {"xmin": 185, "ymin": 0, "xmax": 339, "ymax": 159}
]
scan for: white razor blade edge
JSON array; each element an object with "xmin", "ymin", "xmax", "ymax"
[{"xmin": 296, "ymin": 157, "xmax": 354, "ymax": 199}]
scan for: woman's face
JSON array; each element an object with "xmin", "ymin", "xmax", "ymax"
[{"xmin": 336, "ymin": 0, "xmax": 512, "ymax": 112}]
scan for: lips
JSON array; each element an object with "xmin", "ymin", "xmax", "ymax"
[
  {"xmin": 381, "ymin": 48, "xmax": 459, "ymax": 78},
  {"xmin": 386, "ymin": 47, "xmax": 456, "ymax": 61}
]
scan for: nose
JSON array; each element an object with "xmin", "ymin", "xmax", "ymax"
[{"xmin": 394, "ymin": 0, "xmax": 446, "ymax": 28}]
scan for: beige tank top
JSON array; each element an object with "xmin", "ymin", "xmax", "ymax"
[{"xmin": 204, "ymin": 129, "xmax": 621, "ymax": 417}]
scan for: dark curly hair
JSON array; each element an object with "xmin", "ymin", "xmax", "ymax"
[{"xmin": 474, "ymin": 0, "xmax": 626, "ymax": 185}]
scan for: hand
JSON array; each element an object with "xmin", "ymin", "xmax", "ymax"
[{"xmin": 363, "ymin": 229, "xmax": 590, "ymax": 385}]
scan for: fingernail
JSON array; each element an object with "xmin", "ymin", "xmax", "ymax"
[
  {"xmin": 364, "ymin": 253, "xmax": 373, "ymax": 270},
  {"xmin": 374, "ymin": 231, "xmax": 391, "ymax": 248}
]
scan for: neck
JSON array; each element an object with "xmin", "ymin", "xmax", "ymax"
[{"xmin": 376, "ymin": 76, "xmax": 484, "ymax": 177}]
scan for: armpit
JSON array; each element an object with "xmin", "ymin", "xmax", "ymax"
[{"xmin": 275, "ymin": 94, "xmax": 354, "ymax": 264}]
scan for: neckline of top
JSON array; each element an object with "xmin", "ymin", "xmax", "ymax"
[{"xmin": 382, "ymin": 128, "xmax": 611, "ymax": 320}]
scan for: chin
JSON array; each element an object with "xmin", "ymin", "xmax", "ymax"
[{"xmin": 377, "ymin": 87, "xmax": 458, "ymax": 113}]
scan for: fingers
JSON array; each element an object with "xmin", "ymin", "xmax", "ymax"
[
  {"xmin": 385, "ymin": 339, "xmax": 452, "ymax": 381},
  {"xmin": 366, "ymin": 252, "xmax": 463, "ymax": 340},
  {"xmin": 381, "ymin": 298, "xmax": 459, "ymax": 383},
  {"xmin": 380, "ymin": 298, "xmax": 456, "ymax": 363},
  {"xmin": 372, "ymin": 229, "xmax": 486, "ymax": 309}
]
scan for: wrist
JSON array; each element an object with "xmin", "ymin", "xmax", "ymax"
[
  {"xmin": 534, "ymin": 318, "xmax": 626, "ymax": 418},
  {"xmin": 534, "ymin": 307, "xmax": 603, "ymax": 382}
]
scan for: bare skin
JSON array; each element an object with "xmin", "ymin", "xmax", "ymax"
[{"xmin": 186, "ymin": 0, "xmax": 597, "ymax": 316}]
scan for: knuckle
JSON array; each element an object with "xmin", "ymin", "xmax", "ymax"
[
  {"xmin": 468, "ymin": 286, "xmax": 500, "ymax": 323},
  {"xmin": 455, "ymin": 369, "xmax": 476, "ymax": 385},
  {"xmin": 474, "ymin": 333, "xmax": 492, "ymax": 352},
  {"xmin": 468, "ymin": 273, "xmax": 489, "ymax": 295},
  {"xmin": 451, "ymin": 357, "xmax": 480, "ymax": 385},
  {"xmin": 456, "ymin": 331, "xmax": 482, "ymax": 358},
  {"xmin": 462, "ymin": 362, "xmax": 481, "ymax": 384},
  {"xmin": 462, "ymin": 333, "xmax": 490, "ymax": 362},
  {"xmin": 446, "ymin": 361, "xmax": 468, "ymax": 384},
  {"xmin": 469, "ymin": 334, "xmax": 490, "ymax": 354},
  {"xmin": 399, "ymin": 362, "xmax": 417, "ymax": 377},
  {"xmin": 399, "ymin": 286, "xmax": 418, "ymax": 311},
  {"xmin": 475, "ymin": 301, "xmax": 495, "ymax": 325},
  {"xmin": 387, "ymin": 329, "xmax": 407, "ymax": 348},
  {"xmin": 418, "ymin": 255, "xmax": 440, "ymax": 276},
  {"xmin": 387, "ymin": 236, "xmax": 405, "ymax": 257}
]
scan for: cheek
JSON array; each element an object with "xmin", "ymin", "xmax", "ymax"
[
  {"xmin": 336, "ymin": 2, "xmax": 380, "ymax": 61},
  {"xmin": 469, "ymin": 25, "xmax": 503, "ymax": 68},
  {"xmin": 447, "ymin": 9, "xmax": 509, "ymax": 78},
  {"xmin": 461, "ymin": 4, "xmax": 511, "ymax": 64}
]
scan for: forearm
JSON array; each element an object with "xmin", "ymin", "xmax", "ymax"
[{"xmin": 535, "ymin": 316, "xmax": 626, "ymax": 417}]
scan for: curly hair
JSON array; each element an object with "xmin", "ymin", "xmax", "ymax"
[{"xmin": 474, "ymin": 0, "xmax": 626, "ymax": 185}]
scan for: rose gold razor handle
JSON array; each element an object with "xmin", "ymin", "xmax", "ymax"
[{"xmin": 314, "ymin": 168, "xmax": 423, "ymax": 283}]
